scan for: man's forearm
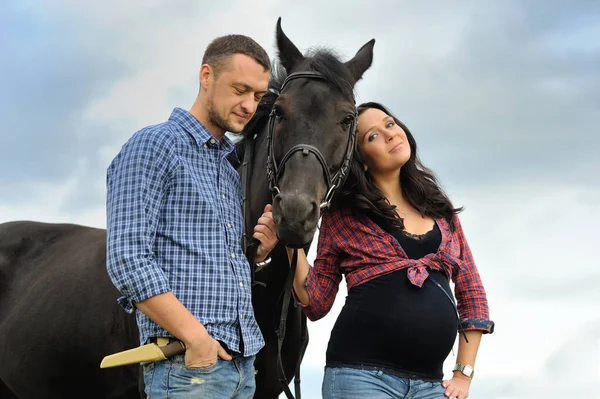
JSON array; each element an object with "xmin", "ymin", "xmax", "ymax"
[{"xmin": 135, "ymin": 292, "xmax": 208, "ymax": 346}]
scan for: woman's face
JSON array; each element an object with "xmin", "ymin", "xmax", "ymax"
[{"xmin": 356, "ymin": 107, "xmax": 411, "ymax": 175}]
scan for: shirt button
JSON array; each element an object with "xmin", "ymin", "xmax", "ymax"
[
  {"xmin": 227, "ymin": 223, "xmax": 231, "ymax": 228},
  {"xmin": 203, "ymin": 144, "xmax": 207, "ymax": 149},
  {"xmin": 239, "ymin": 313, "xmax": 244, "ymax": 319},
  {"xmin": 210, "ymin": 139, "xmax": 216, "ymax": 144},
  {"xmin": 239, "ymin": 282, "xmax": 244, "ymax": 287},
  {"xmin": 222, "ymin": 194, "xmax": 226, "ymax": 199},
  {"xmin": 231, "ymin": 253, "xmax": 236, "ymax": 259}
]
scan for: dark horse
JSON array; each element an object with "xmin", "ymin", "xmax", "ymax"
[{"xmin": 0, "ymin": 20, "xmax": 374, "ymax": 399}]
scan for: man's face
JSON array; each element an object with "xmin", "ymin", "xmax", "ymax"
[{"xmin": 205, "ymin": 54, "xmax": 270, "ymax": 134}]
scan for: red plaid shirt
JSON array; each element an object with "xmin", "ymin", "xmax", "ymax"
[{"xmin": 296, "ymin": 206, "xmax": 494, "ymax": 333}]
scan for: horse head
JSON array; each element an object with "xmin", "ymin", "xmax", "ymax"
[{"xmin": 268, "ymin": 18, "xmax": 375, "ymax": 248}]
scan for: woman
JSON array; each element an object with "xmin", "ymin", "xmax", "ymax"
[{"xmin": 288, "ymin": 102, "xmax": 494, "ymax": 399}]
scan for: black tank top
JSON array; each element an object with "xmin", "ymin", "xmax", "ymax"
[{"xmin": 325, "ymin": 220, "xmax": 458, "ymax": 380}]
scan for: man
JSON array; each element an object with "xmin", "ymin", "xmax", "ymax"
[{"xmin": 106, "ymin": 34, "xmax": 276, "ymax": 399}]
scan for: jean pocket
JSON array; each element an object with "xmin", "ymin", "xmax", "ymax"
[
  {"xmin": 182, "ymin": 359, "xmax": 220, "ymax": 373},
  {"xmin": 141, "ymin": 362, "xmax": 156, "ymax": 395},
  {"xmin": 423, "ymin": 380, "xmax": 445, "ymax": 394}
]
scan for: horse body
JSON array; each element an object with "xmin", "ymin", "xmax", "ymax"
[
  {"xmin": 0, "ymin": 221, "xmax": 142, "ymax": 399},
  {"xmin": 0, "ymin": 19, "xmax": 374, "ymax": 399}
]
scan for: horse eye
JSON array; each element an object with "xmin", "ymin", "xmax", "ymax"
[
  {"xmin": 273, "ymin": 105, "xmax": 285, "ymax": 121},
  {"xmin": 341, "ymin": 115, "xmax": 354, "ymax": 127}
]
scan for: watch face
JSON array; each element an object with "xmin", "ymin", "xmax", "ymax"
[{"xmin": 463, "ymin": 365, "xmax": 474, "ymax": 376}]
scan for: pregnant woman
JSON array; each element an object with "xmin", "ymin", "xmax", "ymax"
[{"xmin": 288, "ymin": 102, "xmax": 494, "ymax": 399}]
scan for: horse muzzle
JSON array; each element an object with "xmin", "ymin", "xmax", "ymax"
[{"xmin": 272, "ymin": 192, "xmax": 319, "ymax": 248}]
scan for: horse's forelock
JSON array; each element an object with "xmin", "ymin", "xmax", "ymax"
[{"xmin": 306, "ymin": 48, "xmax": 355, "ymax": 101}]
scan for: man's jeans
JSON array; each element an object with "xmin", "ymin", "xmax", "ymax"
[{"xmin": 143, "ymin": 354, "xmax": 255, "ymax": 399}]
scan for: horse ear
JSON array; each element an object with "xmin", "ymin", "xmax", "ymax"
[
  {"xmin": 345, "ymin": 39, "xmax": 375, "ymax": 84},
  {"xmin": 276, "ymin": 17, "xmax": 304, "ymax": 72}
]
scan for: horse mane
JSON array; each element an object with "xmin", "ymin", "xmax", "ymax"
[
  {"xmin": 240, "ymin": 47, "xmax": 355, "ymax": 145},
  {"xmin": 239, "ymin": 63, "xmax": 284, "ymax": 141}
]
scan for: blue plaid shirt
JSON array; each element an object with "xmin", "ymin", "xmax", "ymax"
[{"xmin": 106, "ymin": 107, "xmax": 264, "ymax": 356}]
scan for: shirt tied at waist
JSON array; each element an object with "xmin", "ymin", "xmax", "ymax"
[{"xmin": 405, "ymin": 251, "xmax": 461, "ymax": 287}]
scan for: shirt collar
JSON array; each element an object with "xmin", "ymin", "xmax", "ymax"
[{"xmin": 169, "ymin": 107, "xmax": 238, "ymax": 161}]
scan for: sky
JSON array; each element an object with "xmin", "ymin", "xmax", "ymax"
[{"xmin": 1, "ymin": 0, "xmax": 599, "ymax": 397}]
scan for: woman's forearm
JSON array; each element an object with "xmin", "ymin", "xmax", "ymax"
[
  {"xmin": 286, "ymin": 248, "xmax": 311, "ymax": 306},
  {"xmin": 455, "ymin": 330, "xmax": 483, "ymax": 376}
]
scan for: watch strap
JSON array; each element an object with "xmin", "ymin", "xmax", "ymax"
[{"xmin": 453, "ymin": 363, "xmax": 475, "ymax": 378}]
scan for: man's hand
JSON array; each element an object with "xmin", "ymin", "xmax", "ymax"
[
  {"xmin": 253, "ymin": 204, "xmax": 278, "ymax": 263},
  {"xmin": 184, "ymin": 333, "xmax": 232, "ymax": 369}
]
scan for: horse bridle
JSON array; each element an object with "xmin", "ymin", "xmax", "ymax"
[
  {"xmin": 266, "ymin": 71, "xmax": 358, "ymax": 210},
  {"xmin": 266, "ymin": 71, "xmax": 357, "ymax": 399}
]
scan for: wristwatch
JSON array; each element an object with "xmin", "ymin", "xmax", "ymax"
[{"xmin": 452, "ymin": 363, "xmax": 475, "ymax": 378}]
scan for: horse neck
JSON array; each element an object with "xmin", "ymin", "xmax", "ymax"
[{"xmin": 244, "ymin": 124, "xmax": 272, "ymax": 236}]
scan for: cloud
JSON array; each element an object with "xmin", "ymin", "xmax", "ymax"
[
  {"xmin": 3, "ymin": 0, "xmax": 597, "ymax": 216},
  {"xmin": 0, "ymin": 1, "xmax": 130, "ymax": 216},
  {"xmin": 354, "ymin": 1, "xmax": 600, "ymax": 187},
  {"xmin": 1, "ymin": 0, "xmax": 283, "ymax": 214},
  {"xmin": 454, "ymin": 178, "xmax": 598, "ymax": 284}
]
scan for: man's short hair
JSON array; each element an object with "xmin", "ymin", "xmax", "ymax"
[{"xmin": 202, "ymin": 34, "xmax": 271, "ymax": 76}]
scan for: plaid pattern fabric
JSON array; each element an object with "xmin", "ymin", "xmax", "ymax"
[
  {"xmin": 106, "ymin": 108, "xmax": 264, "ymax": 356},
  {"xmin": 297, "ymin": 206, "xmax": 494, "ymax": 333}
]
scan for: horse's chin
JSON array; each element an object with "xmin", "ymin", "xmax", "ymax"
[{"xmin": 276, "ymin": 224, "xmax": 317, "ymax": 250}]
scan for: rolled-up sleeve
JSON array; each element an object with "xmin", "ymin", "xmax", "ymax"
[
  {"xmin": 292, "ymin": 210, "xmax": 343, "ymax": 321},
  {"xmin": 106, "ymin": 131, "xmax": 174, "ymax": 313},
  {"xmin": 452, "ymin": 215, "xmax": 495, "ymax": 334}
]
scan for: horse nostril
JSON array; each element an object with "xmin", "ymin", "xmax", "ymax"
[
  {"xmin": 302, "ymin": 201, "xmax": 319, "ymax": 231},
  {"xmin": 272, "ymin": 195, "xmax": 283, "ymax": 223},
  {"xmin": 276, "ymin": 193, "xmax": 319, "ymax": 230}
]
